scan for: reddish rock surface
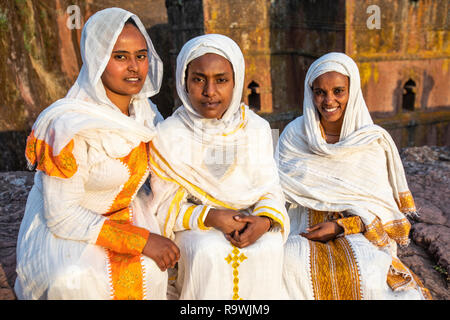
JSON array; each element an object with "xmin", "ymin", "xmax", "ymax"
[{"xmin": 0, "ymin": 146, "xmax": 449, "ymax": 300}]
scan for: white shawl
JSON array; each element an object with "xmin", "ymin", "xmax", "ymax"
[
  {"xmin": 276, "ymin": 52, "xmax": 415, "ymax": 248},
  {"xmin": 150, "ymin": 34, "xmax": 288, "ymax": 239},
  {"xmin": 26, "ymin": 8, "xmax": 163, "ymax": 174}
]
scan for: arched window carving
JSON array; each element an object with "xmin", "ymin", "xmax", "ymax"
[
  {"xmin": 247, "ymin": 81, "xmax": 261, "ymax": 111},
  {"xmin": 402, "ymin": 79, "xmax": 416, "ymax": 112}
]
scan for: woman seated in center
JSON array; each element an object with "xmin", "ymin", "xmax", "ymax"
[{"xmin": 148, "ymin": 34, "xmax": 289, "ymax": 300}]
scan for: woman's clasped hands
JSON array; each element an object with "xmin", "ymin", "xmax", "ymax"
[{"xmin": 205, "ymin": 209, "xmax": 272, "ymax": 248}]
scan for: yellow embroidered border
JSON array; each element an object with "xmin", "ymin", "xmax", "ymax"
[
  {"xmin": 397, "ymin": 191, "xmax": 416, "ymax": 213},
  {"xmin": 364, "ymin": 217, "xmax": 411, "ymax": 247},
  {"xmin": 182, "ymin": 205, "xmax": 197, "ymax": 229},
  {"xmin": 222, "ymin": 105, "xmax": 247, "ymax": 136},
  {"xmin": 164, "ymin": 187, "xmax": 185, "ymax": 237},
  {"xmin": 197, "ymin": 206, "xmax": 211, "ymax": 230},
  {"xmin": 254, "ymin": 205, "xmax": 285, "ymax": 230},
  {"xmin": 336, "ymin": 216, "xmax": 365, "ymax": 235},
  {"xmin": 309, "ymin": 237, "xmax": 362, "ymax": 300},
  {"xmin": 225, "ymin": 246, "xmax": 248, "ymax": 300}
]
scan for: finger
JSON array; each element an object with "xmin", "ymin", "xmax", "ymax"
[
  {"xmin": 157, "ymin": 260, "xmax": 167, "ymax": 272},
  {"xmin": 306, "ymin": 224, "xmax": 321, "ymax": 232},
  {"xmin": 233, "ymin": 214, "xmax": 253, "ymax": 223},
  {"xmin": 171, "ymin": 244, "xmax": 181, "ymax": 260}
]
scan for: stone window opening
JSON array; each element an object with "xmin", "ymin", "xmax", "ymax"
[
  {"xmin": 247, "ymin": 81, "xmax": 261, "ymax": 111},
  {"xmin": 402, "ymin": 79, "xmax": 416, "ymax": 112}
]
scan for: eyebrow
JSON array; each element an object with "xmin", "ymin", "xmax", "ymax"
[
  {"xmin": 112, "ymin": 49, "xmax": 148, "ymax": 54},
  {"xmin": 191, "ymin": 71, "xmax": 230, "ymax": 77},
  {"xmin": 312, "ymin": 86, "xmax": 346, "ymax": 90}
]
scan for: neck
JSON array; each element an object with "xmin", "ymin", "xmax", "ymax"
[
  {"xmin": 320, "ymin": 118, "xmax": 343, "ymax": 136},
  {"xmin": 105, "ymin": 90, "xmax": 131, "ymax": 116}
]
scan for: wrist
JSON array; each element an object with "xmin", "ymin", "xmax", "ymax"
[
  {"xmin": 204, "ymin": 208, "xmax": 217, "ymax": 228},
  {"xmin": 261, "ymin": 216, "xmax": 273, "ymax": 232}
]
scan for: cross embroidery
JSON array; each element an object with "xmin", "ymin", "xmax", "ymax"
[{"xmin": 225, "ymin": 246, "xmax": 248, "ymax": 300}]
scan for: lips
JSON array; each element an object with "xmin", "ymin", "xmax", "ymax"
[
  {"xmin": 201, "ymin": 101, "xmax": 220, "ymax": 108},
  {"xmin": 124, "ymin": 76, "xmax": 141, "ymax": 83},
  {"xmin": 322, "ymin": 106, "xmax": 339, "ymax": 113}
]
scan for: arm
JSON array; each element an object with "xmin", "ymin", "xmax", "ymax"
[
  {"xmin": 41, "ymin": 138, "xmax": 149, "ymax": 255},
  {"xmin": 301, "ymin": 215, "xmax": 365, "ymax": 243}
]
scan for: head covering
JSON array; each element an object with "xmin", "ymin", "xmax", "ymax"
[
  {"xmin": 276, "ymin": 52, "xmax": 418, "ymax": 291},
  {"xmin": 26, "ymin": 8, "xmax": 163, "ymax": 177},
  {"xmin": 67, "ymin": 7, "xmax": 163, "ymax": 109},
  {"xmin": 150, "ymin": 34, "xmax": 288, "ymax": 240},
  {"xmin": 174, "ymin": 33, "xmax": 245, "ymax": 133},
  {"xmin": 302, "ymin": 52, "xmax": 374, "ymax": 155}
]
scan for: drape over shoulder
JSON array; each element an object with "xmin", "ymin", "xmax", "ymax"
[
  {"xmin": 15, "ymin": 8, "xmax": 165, "ymax": 300},
  {"xmin": 276, "ymin": 52, "xmax": 430, "ymax": 299}
]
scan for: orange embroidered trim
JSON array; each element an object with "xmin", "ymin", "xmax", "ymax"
[
  {"xmin": 336, "ymin": 216, "xmax": 365, "ymax": 235},
  {"xmin": 97, "ymin": 142, "xmax": 150, "ymax": 300},
  {"xmin": 105, "ymin": 250, "xmax": 144, "ymax": 300},
  {"xmin": 96, "ymin": 220, "xmax": 149, "ymax": 256},
  {"xmin": 25, "ymin": 130, "xmax": 78, "ymax": 178},
  {"xmin": 225, "ymin": 246, "xmax": 248, "ymax": 300},
  {"xmin": 309, "ymin": 237, "xmax": 362, "ymax": 300},
  {"xmin": 107, "ymin": 142, "xmax": 149, "ymax": 216},
  {"xmin": 397, "ymin": 191, "xmax": 416, "ymax": 213}
]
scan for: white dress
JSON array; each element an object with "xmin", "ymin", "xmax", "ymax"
[{"xmin": 15, "ymin": 138, "xmax": 167, "ymax": 300}]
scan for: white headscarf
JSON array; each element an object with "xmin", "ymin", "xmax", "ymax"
[
  {"xmin": 276, "ymin": 52, "xmax": 415, "ymax": 248},
  {"xmin": 26, "ymin": 8, "xmax": 163, "ymax": 174},
  {"xmin": 150, "ymin": 33, "xmax": 285, "ymax": 219},
  {"xmin": 173, "ymin": 34, "xmax": 245, "ymax": 134}
]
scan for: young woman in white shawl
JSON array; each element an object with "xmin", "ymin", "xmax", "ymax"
[
  {"xmin": 15, "ymin": 8, "xmax": 180, "ymax": 300},
  {"xmin": 276, "ymin": 52, "xmax": 431, "ymax": 300},
  {"xmin": 148, "ymin": 34, "xmax": 289, "ymax": 300}
]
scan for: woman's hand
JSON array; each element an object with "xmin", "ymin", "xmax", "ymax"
[
  {"xmin": 204, "ymin": 208, "xmax": 247, "ymax": 235},
  {"xmin": 225, "ymin": 215, "xmax": 271, "ymax": 248},
  {"xmin": 300, "ymin": 221, "xmax": 343, "ymax": 243},
  {"xmin": 142, "ymin": 233, "xmax": 180, "ymax": 271}
]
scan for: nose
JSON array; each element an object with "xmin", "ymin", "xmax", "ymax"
[
  {"xmin": 127, "ymin": 57, "xmax": 138, "ymax": 73},
  {"xmin": 202, "ymin": 80, "xmax": 216, "ymax": 97},
  {"xmin": 324, "ymin": 93, "xmax": 334, "ymax": 105}
]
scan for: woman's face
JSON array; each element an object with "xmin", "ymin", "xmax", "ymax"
[
  {"xmin": 185, "ymin": 53, "xmax": 234, "ymax": 119},
  {"xmin": 312, "ymin": 71, "xmax": 350, "ymax": 125},
  {"xmin": 101, "ymin": 24, "xmax": 148, "ymax": 99}
]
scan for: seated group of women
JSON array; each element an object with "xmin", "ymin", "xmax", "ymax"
[{"xmin": 15, "ymin": 8, "xmax": 431, "ymax": 300}]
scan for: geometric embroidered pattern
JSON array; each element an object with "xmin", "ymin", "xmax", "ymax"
[{"xmin": 97, "ymin": 142, "xmax": 150, "ymax": 300}]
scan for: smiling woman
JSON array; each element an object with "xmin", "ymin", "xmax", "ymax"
[
  {"xmin": 101, "ymin": 19, "xmax": 149, "ymax": 115},
  {"xmin": 14, "ymin": 8, "xmax": 180, "ymax": 300}
]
